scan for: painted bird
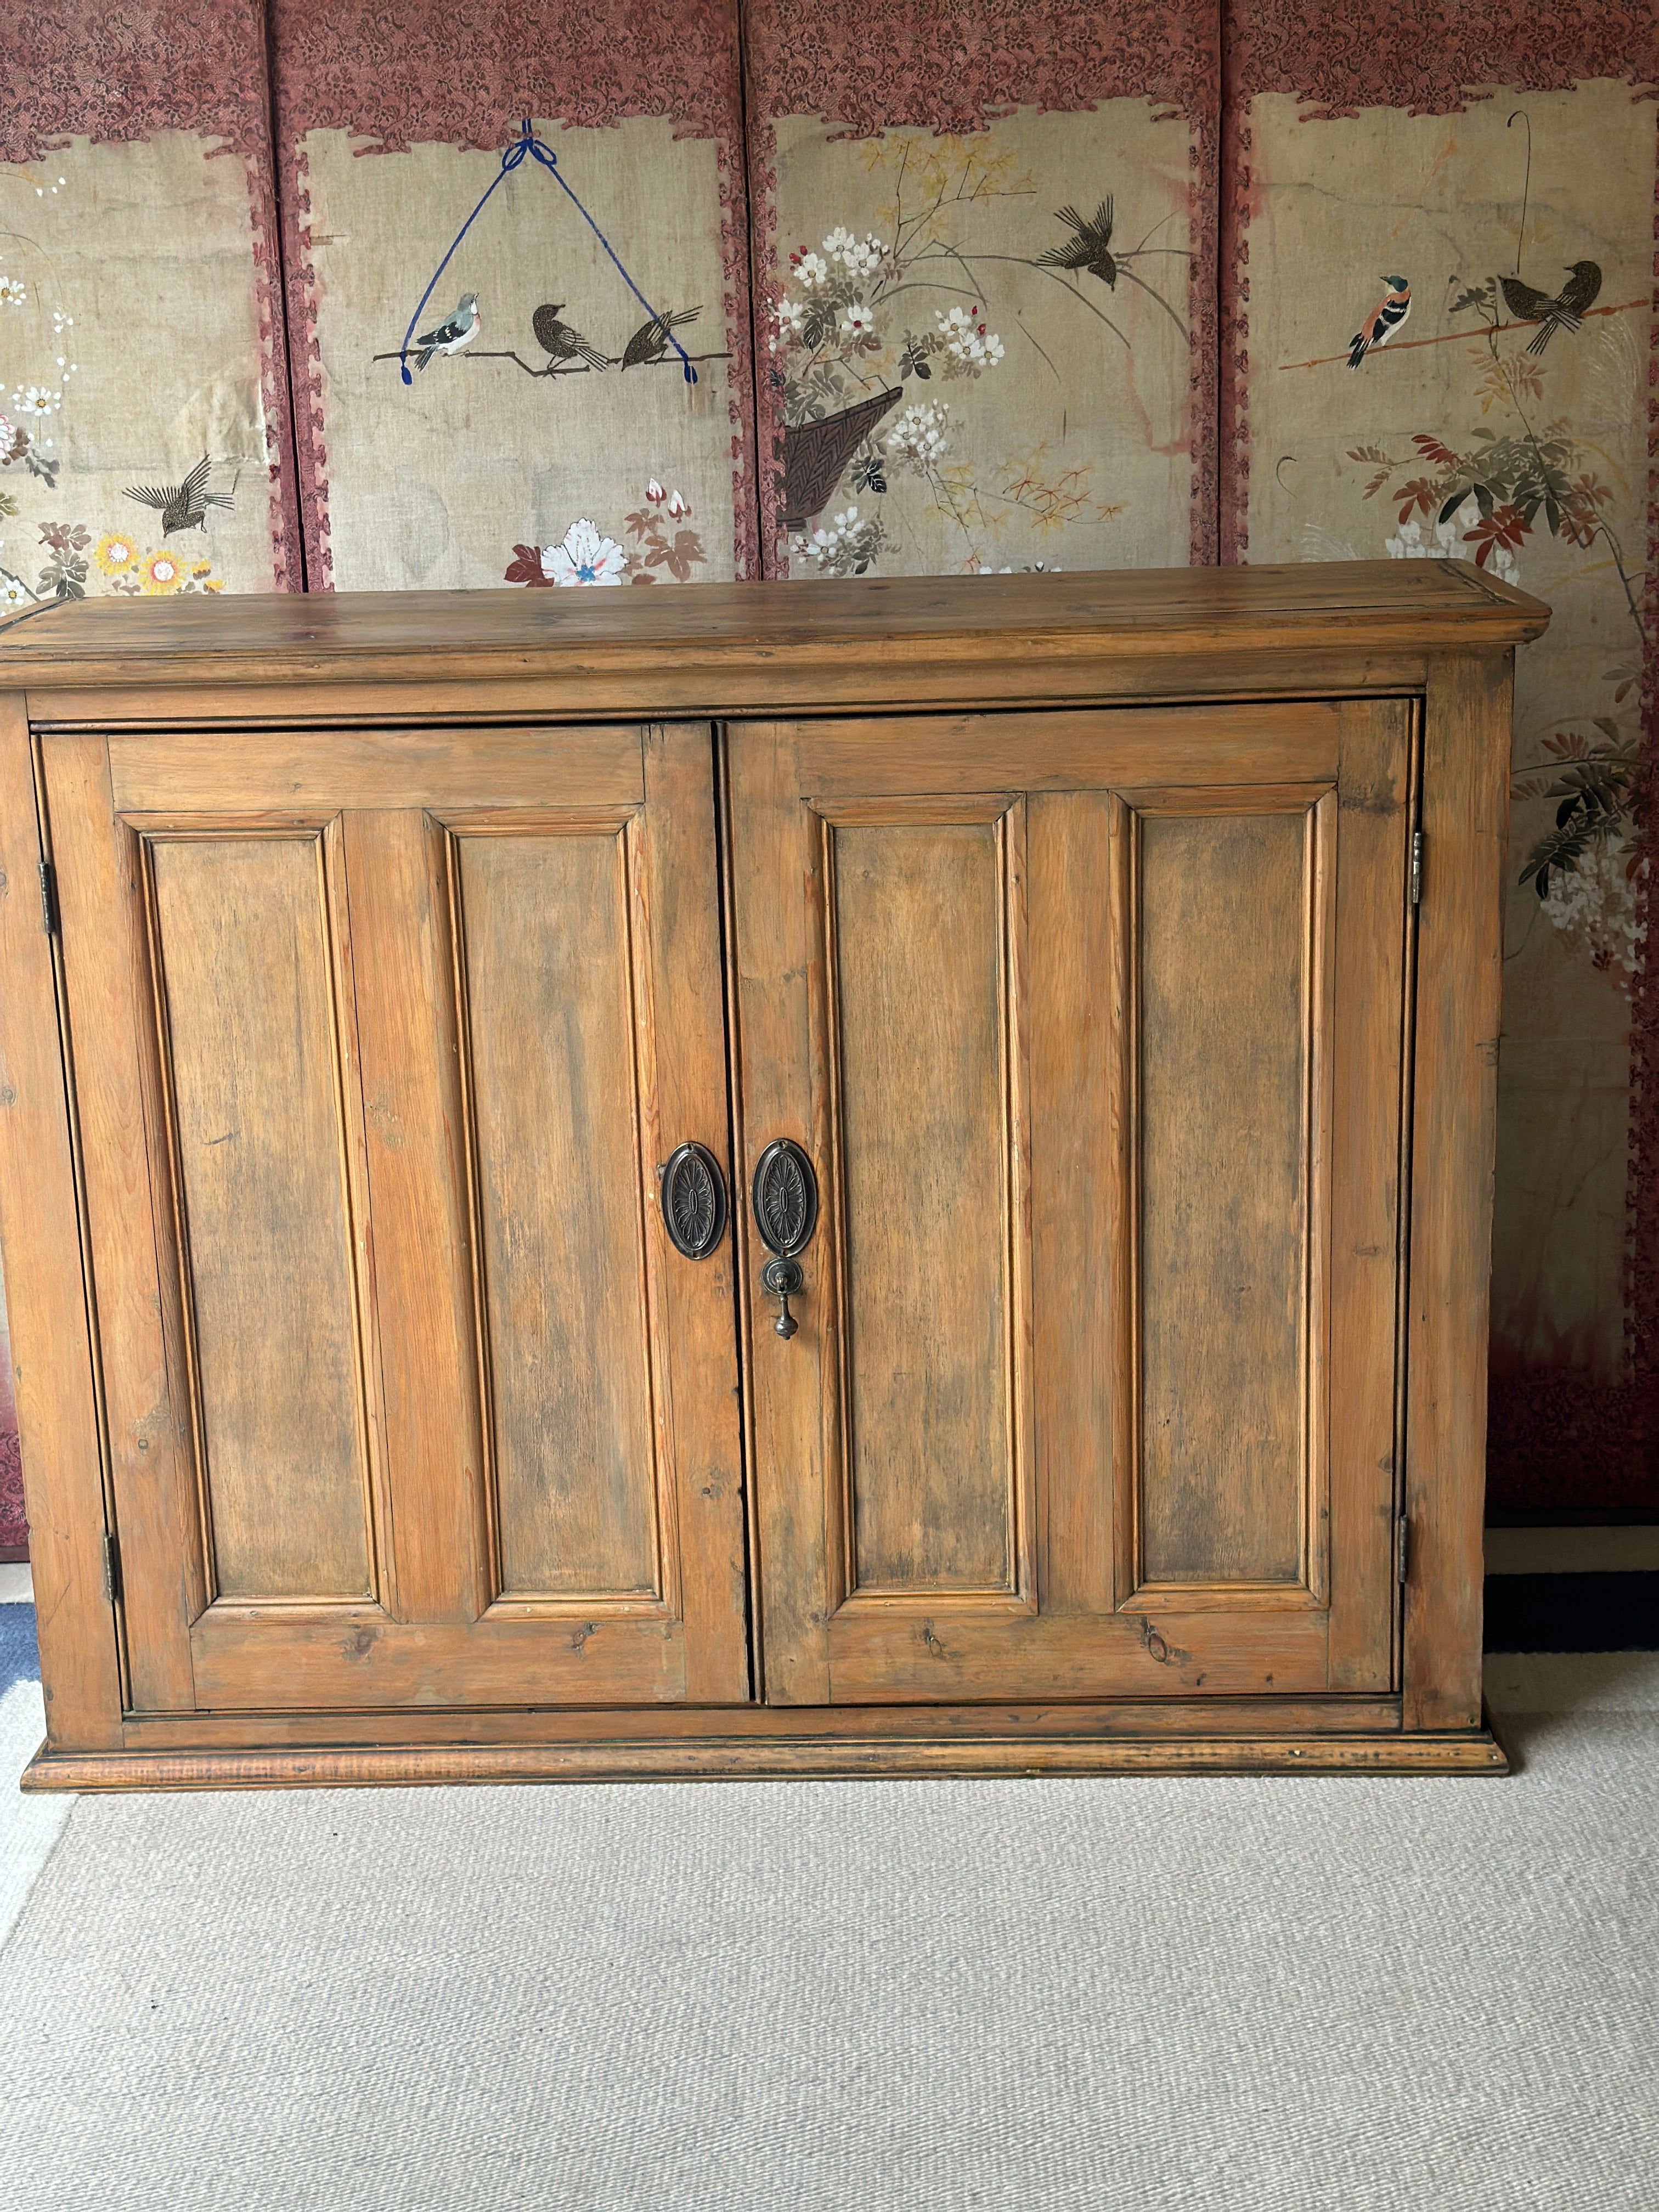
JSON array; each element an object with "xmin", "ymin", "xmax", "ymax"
[
  {"xmin": 411, "ymin": 292, "xmax": 481, "ymax": 371},
  {"xmin": 1035, "ymin": 200, "xmax": 1118, "ymax": 287},
  {"xmin": 620, "ymin": 305, "xmax": 701, "ymax": 369},
  {"xmin": 532, "ymin": 302, "xmax": 608, "ymax": 372},
  {"xmin": 1498, "ymin": 261, "xmax": 1602, "ymax": 356},
  {"xmin": 1348, "ymin": 275, "xmax": 1411, "ymax": 369},
  {"xmin": 123, "ymin": 454, "xmax": 234, "ymax": 536}
]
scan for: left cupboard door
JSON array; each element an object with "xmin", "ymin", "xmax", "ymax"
[{"xmin": 40, "ymin": 723, "xmax": 749, "ymax": 1714}]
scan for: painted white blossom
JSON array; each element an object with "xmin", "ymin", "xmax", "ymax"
[
  {"xmin": 1, "ymin": 575, "xmax": 30, "ymax": 608},
  {"xmin": 885, "ymin": 401, "xmax": 952, "ymax": 472},
  {"xmin": 13, "ymin": 386, "xmax": 55, "ymax": 417},
  {"xmin": 541, "ymin": 517, "xmax": 626, "ymax": 587},
  {"xmin": 840, "ymin": 303, "xmax": 877, "ymax": 340},
  {"xmin": 771, "ymin": 295, "xmax": 808, "ymax": 348},
  {"xmin": 1540, "ymin": 841, "xmax": 1646, "ymax": 984},
  {"xmin": 935, "ymin": 304, "xmax": 1004, "ymax": 371},
  {"xmin": 666, "ymin": 489, "xmax": 690, "ymax": 520},
  {"xmin": 646, "ymin": 478, "xmax": 666, "ymax": 504},
  {"xmin": 1386, "ymin": 496, "xmax": 1517, "ymax": 584},
  {"xmin": 0, "ymin": 278, "xmax": 25, "ymax": 308},
  {"xmin": 794, "ymin": 504, "xmax": 884, "ymax": 576},
  {"xmin": 821, "ymin": 227, "xmax": 856, "ymax": 259},
  {"xmin": 793, "ymin": 251, "xmax": 829, "ymax": 290}
]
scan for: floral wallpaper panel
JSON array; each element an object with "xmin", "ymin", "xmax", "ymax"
[
  {"xmin": 744, "ymin": 0, "xmax": 1220, "ymax": 579},
  {"xmin": 0, "ymin": 0, "xmax": 299, "ymax": 1550},
  {"xmin": 272, "ymin": 0, "xmax": 757, "ymax": 591},
  {"xmin": 1223, "ymin": 30, "xmax": 1659, "ymax": 1505}
]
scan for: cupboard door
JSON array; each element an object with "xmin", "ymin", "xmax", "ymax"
[
  {"xmin": 729, "ymin": 704, "xmax": 1411, "ymax": 1705},
  {"xmin": 44, "ymin": 723, "xmax": 747, "ymax": 1712}
]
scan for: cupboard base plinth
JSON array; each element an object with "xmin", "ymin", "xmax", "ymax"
[{"xmin": 21, "ymin": 1721, "xmax": 1509, "ymax": 1788}]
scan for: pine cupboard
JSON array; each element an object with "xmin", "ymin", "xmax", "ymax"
[{"xmin": 0, "ymin": 565, "xmax": 1547, "ymax": 1787}]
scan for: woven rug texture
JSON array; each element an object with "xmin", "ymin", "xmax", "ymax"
[{"xmin": 0, "ymin": 1710, "xmax": 1655, "ymax": 2211}]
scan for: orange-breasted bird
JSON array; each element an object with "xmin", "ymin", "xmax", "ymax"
[
  {"xmin": 1498, "ymin": 261, "xmax": 1602, "ymax": 357},
  {"xmin": 1348, "ymin": 275, "xmax": 1411, "ymax": 369}
]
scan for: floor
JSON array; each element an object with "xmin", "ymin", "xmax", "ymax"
[{"xmin": 0, "ymin": 1540, "xmax": 1654, "ymax": 2210}]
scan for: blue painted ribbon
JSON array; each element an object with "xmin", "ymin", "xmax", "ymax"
[{"xmin": 399, "ymin": 120, "xmax": 697, "ymax": 386}]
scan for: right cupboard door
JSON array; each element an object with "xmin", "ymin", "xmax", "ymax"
[{"xmin": 729, "ymin": 702, "xmax": 1414, "ymax": 1706}]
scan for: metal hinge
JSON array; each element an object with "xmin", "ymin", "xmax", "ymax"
[
  {"xmin": 1409, "ymin": 829, "xmax": 1423, "ymax": 907},
  {"xmin": 101, "ymin": 1528, "xmax": 121, "ymax": 1605},
  {"xmin": 1396, "ymin": 1514, "xmax": 1410, "ymax": 1585},
  {"xmin": 38, "ymin": 858, "xmax": 58, "ymax": 936}
]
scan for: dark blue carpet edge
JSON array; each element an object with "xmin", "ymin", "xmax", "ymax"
[{"xmin": 0, "ymin": 1602, "xmax": 39, "ymax": 1696}]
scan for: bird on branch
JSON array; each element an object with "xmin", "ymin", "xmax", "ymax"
[
  {"xmin": 411, "ymin": 293, "xmax": 481, "ymax": 371},
  {"xmin": 532, "ymin": 303, "xmax": 608, "ymax": 371},
  {"xmin": 1497, "ymin": 261, "xmax": 1602, "ymax": 356},
  {"xmin": 123, "ymin": 455, "xmax": 234, "ymax": 536},
  {"xmin": 620, "ymin": 306, "xmax": 701, "ymax": 369},
  {"xmin": 1036, "ymin": 201, "xmax": 1118, "ymax": 288},
  {"xmin": 1348, "ymin": 275, "xmax": 1411, "ymax": 369}
]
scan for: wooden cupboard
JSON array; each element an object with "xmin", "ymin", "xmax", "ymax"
[{"xmin": 0, "ymin": 564, "xmax": 1548, "ymax": 1785}]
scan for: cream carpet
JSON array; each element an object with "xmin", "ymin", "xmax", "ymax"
[{"xmin": 0, "ymin": 1699, "xmax": 1656, "ymax": 2210}]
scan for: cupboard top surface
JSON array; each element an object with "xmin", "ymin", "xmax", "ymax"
[{"xmin": 0, "ymin": 560, "xmax": 1548, "ymax": 696}]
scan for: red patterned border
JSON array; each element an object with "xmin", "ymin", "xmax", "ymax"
[
  {"xmin": 742, "ymin": 0, "xmax": 1221, "ymax": 575},
  {"xmin": 0, "ymin": 0, "xmax": 304, "ymax": 590},
  {"xmin": 1487, "ymin": 1372, "xmax": 1655, "ymax": 1511},
  {"xmin": 0, "ymin": 1430, "xmax": 22, "ymax": 1555},
  {"xmin": 269, "ymin": 0, "xmax": 758, "ymax": 582}
]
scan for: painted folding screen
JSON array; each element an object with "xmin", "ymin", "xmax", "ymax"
[
  {"xmin": 743, "ymin": 0, "xmax": 1220, "ymax": 579},
  {"xmin": 271, "ymin": 0, "xmax": 757, "ymax": 589},
  {"xmin": 1221, "ymin": 3, "xmax": 1659, "ymax": 1506},
  {"xmin": 0, "ymin": 0, "xmax": 298, "ymax": 1550}
]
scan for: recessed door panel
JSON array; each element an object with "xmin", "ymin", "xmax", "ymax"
[
  {"xmin": 731, "ymin": 706, "xmax": 1409, "ymax": 1706},
  {"xmin": 146, "ymin": 830, "xmax": 375, "ymax": 1604},
  {"xmin": 828, "ymin": 809, "xmax": 1018, "ymax": 1598},
  {"xmin": 1137, "ymin": 799, "xmax": 1328, "ymax": 1594},
  {"xmin": 452, "ymin": 823, "xmax": 662, "ymax": 1603}
]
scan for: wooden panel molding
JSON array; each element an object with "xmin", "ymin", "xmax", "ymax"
[{"xmin": 444, "ymin": 810, "xmax": 675, "ymax": 1616}]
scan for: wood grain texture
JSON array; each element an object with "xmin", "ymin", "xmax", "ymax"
[
  {"xmin": 728, "ymin": 723, "xmax": 833, "ymax": 1705},
  {"xmin": 42, "ymin": 736, "xmax": 202, "ymax": 1709},
  {"xmin": 188, "ymin": 1606, "xmax": 682, "ymax": 1709},
  {"xmin": 340, "ymin": 809, "xmax": 489, "ymax": 1624},
  {"xmin": 636, "ymin": 726, "xmax": 749, "ymax": 1705},
  {"xmin": 146, "ymin": 831, "xmax": 376, "ymax": 1601},
  {"xmin": 1404, "ymin": 654, "xmax": 1510, "ymax": 1733},
  {"xmin": 0, "ymin": 564, "xmax": 1548, "ymax": 697},
  {"xmin": 0, "ymin": 697, "xmax": 125, "ymax": 1748},
  {"xmin": 108, "ymin": 1692, "xmax": 1407, "ymax": 1749},
  {"xmin": 1135, "ymin": 795, "xmax": 1324, "ymax": 1589},
  {"xmin": 24, "ymin": 652, "xmax": 1437, "ymax": 727},
  {"xmin": 1327, "ymin": 701, "xmax": 1413, "ymax": 1691},
  {"xmin": 827, "ymin": 805, "xmax": 1017, "ymax": 1596},
  {"xmin": 799, "ymin": 706, "xmax": 1343, "ymax": 795},
  {"xmin": 109, "ymin": 726, "xmax": 645, "ymax": 815},
  {"xmin": 452, "ymin": 819, "xmax": 662, "ymax": 1601},
  {"xmin": 1029, "ymin": 791, "xmax": 1121, "ymax": 1620},
  {"xmin": 20, "ymin": 1727, "xmax": 1508, "ymax": 1790}
]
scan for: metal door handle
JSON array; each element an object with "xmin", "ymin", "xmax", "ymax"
[
  {"xmin": 751, "ymin": 1139, "xmax": 818, "ymax": 1340},
  {"xmin": 660, "ymin": 1142, "xmax": 728, "ymax": 1260}
]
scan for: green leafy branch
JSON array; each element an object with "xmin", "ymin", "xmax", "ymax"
[{"xmin": 1512, "ymin": 724, "xmax": 1646, "ymax": 901}]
